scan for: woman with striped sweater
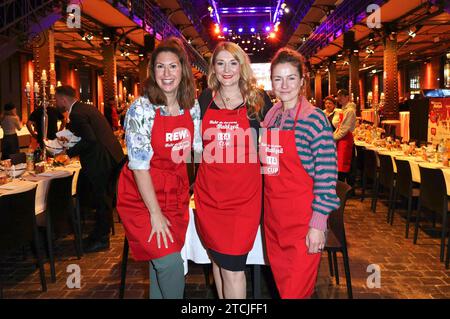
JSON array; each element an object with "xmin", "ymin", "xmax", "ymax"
[{"xmin": 260, "ymin": 48, "xmax": 340, "ymax": 298}]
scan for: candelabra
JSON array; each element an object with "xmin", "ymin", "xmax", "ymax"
[{"xmin": 25, "ymin": 70, "xmax": 55, "ymax": 161}]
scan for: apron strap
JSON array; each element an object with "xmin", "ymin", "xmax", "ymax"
[{"xmin": 292, "ymin": 100, "xmax": 302, "ymax": 130}]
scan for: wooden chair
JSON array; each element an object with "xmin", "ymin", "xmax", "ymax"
[
  {"xmin": 43, "ymin": 173, "xmax": 82, "ymax": 282},
  {"xmin": 414, "ymin": 166, "xmax": 449, "ymax": 262},
  {"xmin": 361, "ymin": 149, "xmax": 378, "ymax": 209},
  {"xmin": 373, "ymin": 154, "xmax": 396, "ymax": 214},
  {"xmin": 0, "ymin": 186, "xmax": 47, "ymax": 296},
  {"xmin": 390, "ymin": 159, "xmax": 420, "ymax": 237},
  {"xmin": 325, "ymin": 181, "xmax": 353, "ymax": 299}
]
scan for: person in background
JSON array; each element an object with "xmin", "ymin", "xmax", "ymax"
[
  {"xmin": 0, "ymin": 102, "xmax": 22, "ymax": 159},
  {"xmin": 103, "ymin": 98, "xmax": 120, "ymax": 131},
  {"xmin": 55, "ymin": 85, "xmax": 125, "ymax": 253},
  {"xmin": 27, "ymin": 104, "xmax": 66, "ymax": 149},
  {"xmin": 116, "ymin": 37, "xmax": 202, "ymax": 299},
  {"xmin": 335, "ymin": 89, "xmax": 357, "ymax": 183},
  {"xmin": 323, "ymin": 95, "xmax": 341, "ymax": 131},
  {"xmin": 195, "ymin": 42, "xmax": 272, "ymax": 299},
  {"xmin": 261, "ymin": 48, "xmax": 340, "ymax": 298}
]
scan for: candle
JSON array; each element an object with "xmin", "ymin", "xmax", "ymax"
[
  {"xmin": 41, "ymin": 70, "xmax": 47, "ymax": 81},
  {"xmin": 34, "ymin": 82, "xmax": 39, "ymax": 93},
  {"xmin": 25, "ymin": 82, "xmax": 31, "ymax": 93},
  {"xmin": 50, "ymin": 84, "xmax": 55, "ymax": 95}
]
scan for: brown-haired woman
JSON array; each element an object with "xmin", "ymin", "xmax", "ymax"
[
  {"xmin": 194, "ymin": 42, "xmax": 272, "ymax": 299},
  {"xmin": 116, "ymin": 37, "xmax": 202, "ymax": 299},
  {"xmin": 261, "ymin": 48, "xmax": 339, "ymax": 298}
]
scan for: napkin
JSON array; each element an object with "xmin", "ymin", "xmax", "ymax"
[{"xmin": 55, "ymin": 129, "xmax": 81, "ymax": 147}]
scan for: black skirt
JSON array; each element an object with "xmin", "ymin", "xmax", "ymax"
[
  {"xmin": 1, "ymin": 133, "xmax": 19, "ymax": 160},
  {"xmin": 208, "ymin": 249, "xmax": 248, "ymax": 272}
]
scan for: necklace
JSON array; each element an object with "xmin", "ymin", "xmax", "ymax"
[{"xmin": 218, "ymin": 90, "xmax": 231, "ymax": 110}]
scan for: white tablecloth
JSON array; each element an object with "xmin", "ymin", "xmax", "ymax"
[
  {"xmin": 181, "ymin": 208, "xmax": 267, "ymax": 274},
  {"xmin": 0, "ymin": 163, "xmax": 81, "ymax": 214}
]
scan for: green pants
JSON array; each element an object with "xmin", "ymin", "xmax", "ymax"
[{"xmin": 149, "ymin": 252, "xmax": 185, "ymax": 299}]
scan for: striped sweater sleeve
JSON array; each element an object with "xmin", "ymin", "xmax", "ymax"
[{"xmin": 290, "ymin": 110, "xmax": 340, "ymax": 231}]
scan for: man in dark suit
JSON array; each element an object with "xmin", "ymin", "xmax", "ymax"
[{"xmin": 55, "ymin": 85, "xmax": 125, "ymax": 252}]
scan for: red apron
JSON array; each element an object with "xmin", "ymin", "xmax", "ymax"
[
  {"xmin": 260, "ymin": 102, "xmax": 321, "ymax": 299},
  {"xmin": 336, "ymin": 112, "xmax": 354, "ymax": 173},
  {"xmin": 117, "ymin": 109, "xmax": 193, "ymax": 261},
  {"xmin": 194, "ymin": 98, "xmax": 262, "ymax": 255}
]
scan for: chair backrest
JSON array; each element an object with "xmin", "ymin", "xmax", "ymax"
[
  {"xmin": 328, "ymin": 181, "xmax": 352, "ymax": 247},
  {"xmin": 363, "ymin": 149, "xmax": 378, "ymax": 179},
  {"xmin": 378, "ymin": 154, "xmax": 395, "ymax": 188},
  {"xmin": 355, "ymin": 145, "xmax": 365, "ymax": 171},
  {"xmin": 10, "ymin": 152, "xmax": 26, "ymax": 165},
  {"xmin": 394, "ymin": 158, "xmax": 414, "ymax": 197},
  {"xmin": 0, "ymin": 186, "xmax": 37, "ymax": 254},
  {"xmin": 418, "ymin": 166, "xmax": 447, "ymax": 213},
  {"xmin": 46, "ymin": 174, "xmax": 75, "ymax": 237}
]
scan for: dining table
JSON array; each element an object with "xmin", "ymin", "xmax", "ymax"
[
  {"xmin": 0, "ymin": 161, "xmax": 81, "ymax": 215},
  {"xmin": 355, "ymin": 140, "xmax": 450, "ymax": 195}
]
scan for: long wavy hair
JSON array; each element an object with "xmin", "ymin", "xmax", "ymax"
[
  {"xmin": 141, "ymin": 37, "xmax": 195, "ymax": 109},
  {"xmin": 207, "ymin": 42, "xmax": 264, "ymax": 119}
]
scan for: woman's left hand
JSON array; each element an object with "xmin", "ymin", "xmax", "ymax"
[{"xmin": 306, "ymin": 228, "xmax": 326, "ymax": 254}]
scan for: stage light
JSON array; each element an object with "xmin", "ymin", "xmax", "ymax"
[
  {"xmin": 269, "ymin": 32, "xmax": 276, "ymax": 39},
  {"xmin": 238, "ymin": 27, "xmax": 243, "ymax": 33},
  {"xmin": 250, "ymin": 27, "xmax": 255, "ymax": 32},
  {"xmin": 265, "ymin": 26, "xmax": 271, "ymax": 32},
  {"xmin": 223, "ymin": 27, "xmax": 228, "ymax": 32}
]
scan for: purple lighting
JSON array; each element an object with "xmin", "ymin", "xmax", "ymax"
[
  {"xmin": 223, "ymin": 27, "xmax": 228, "ymax": 32},
  {"xmin": 265, "ymin": 26, "xmax": 271, "ymax": 32}
]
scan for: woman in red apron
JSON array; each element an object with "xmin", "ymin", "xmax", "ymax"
[
  {"xmin": 194, "ymin": 42, "xmax": 271, "ymax": 299},
  {"xmin": 336, "ymin": 89, "xmax": 357, "ymax": 183},
  {"xmin": 261, "ymin": 48, "xmax": 340, "ymax": 298},
  {"xmin": 116, "ymin": 38, "xmax": 201, "ymax": 299}
]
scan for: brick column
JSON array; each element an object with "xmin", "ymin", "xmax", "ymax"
[
  {"xmin": 383, "ymin": 34, "xmax": 399, "ymax": 120},
  {"xmin": 328, "ymin": 62, "xmax": 337, "ymax": 96},
  {"xmin": 102, "ymin": 44, "xmax": 117, "ymax": 115},
  {"xmin": 314, "ymin": 71, "xmax": 322, "ymax": 109},
  {"xmin": 349, "ymin": 53, "xmax": 360, "ymax": 116}
]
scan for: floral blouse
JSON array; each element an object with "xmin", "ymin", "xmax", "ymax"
[{"xmin": 124, "ymin": 96, "xmax": 202, "ymax": 170}]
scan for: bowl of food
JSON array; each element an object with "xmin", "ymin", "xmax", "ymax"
[
  {"xmin": 44, "ymin": 139, "xmax": 65, "ymax": 156},
  {"xmin": 5, "ymin": 163, "xmax": 26, "ymax": 178}
]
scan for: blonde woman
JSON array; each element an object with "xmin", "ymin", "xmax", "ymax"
[{"xmin": 194, "ymin": 42, "xmax": 272, "ymax": 299}]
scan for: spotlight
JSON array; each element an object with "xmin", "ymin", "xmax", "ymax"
[
  {"xmin": 265, "ymin": 26, "xmax": 271, "ymax": 32},
  {"xmin": 269, "ymin": 32, "xmax": 276, "ymax": 39},
  {"xmin": 223, "ymin": 27, "xmax": 228, "ymax": 32},
  {"xmin": 250, "ymin": 27, "xmax": 255, "ymax": 32},
  {"xmin": 238, "ymin": 27, "xmax": 243, "ymax": 33},
  {"xmin": 284, "ymin": 7, "xmax": 290, "ymax": 13}
]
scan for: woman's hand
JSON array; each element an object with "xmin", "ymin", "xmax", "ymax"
[
  {"xmin": 306, "ymin": 228, "xmax": 326, "ymax": 254},
  {"xmin": 148, "ymin": 211, "xmax": 174, "ymax": 249}
]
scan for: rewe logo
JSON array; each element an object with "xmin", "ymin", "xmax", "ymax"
[{"xmin": 166, "ymin": 129, "xmax": 189, "ymax": 142}]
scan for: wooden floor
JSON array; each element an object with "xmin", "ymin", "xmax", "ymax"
[{"xmin": 1, "ymin": 189, "xmax": 449, "ymax": 299}]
